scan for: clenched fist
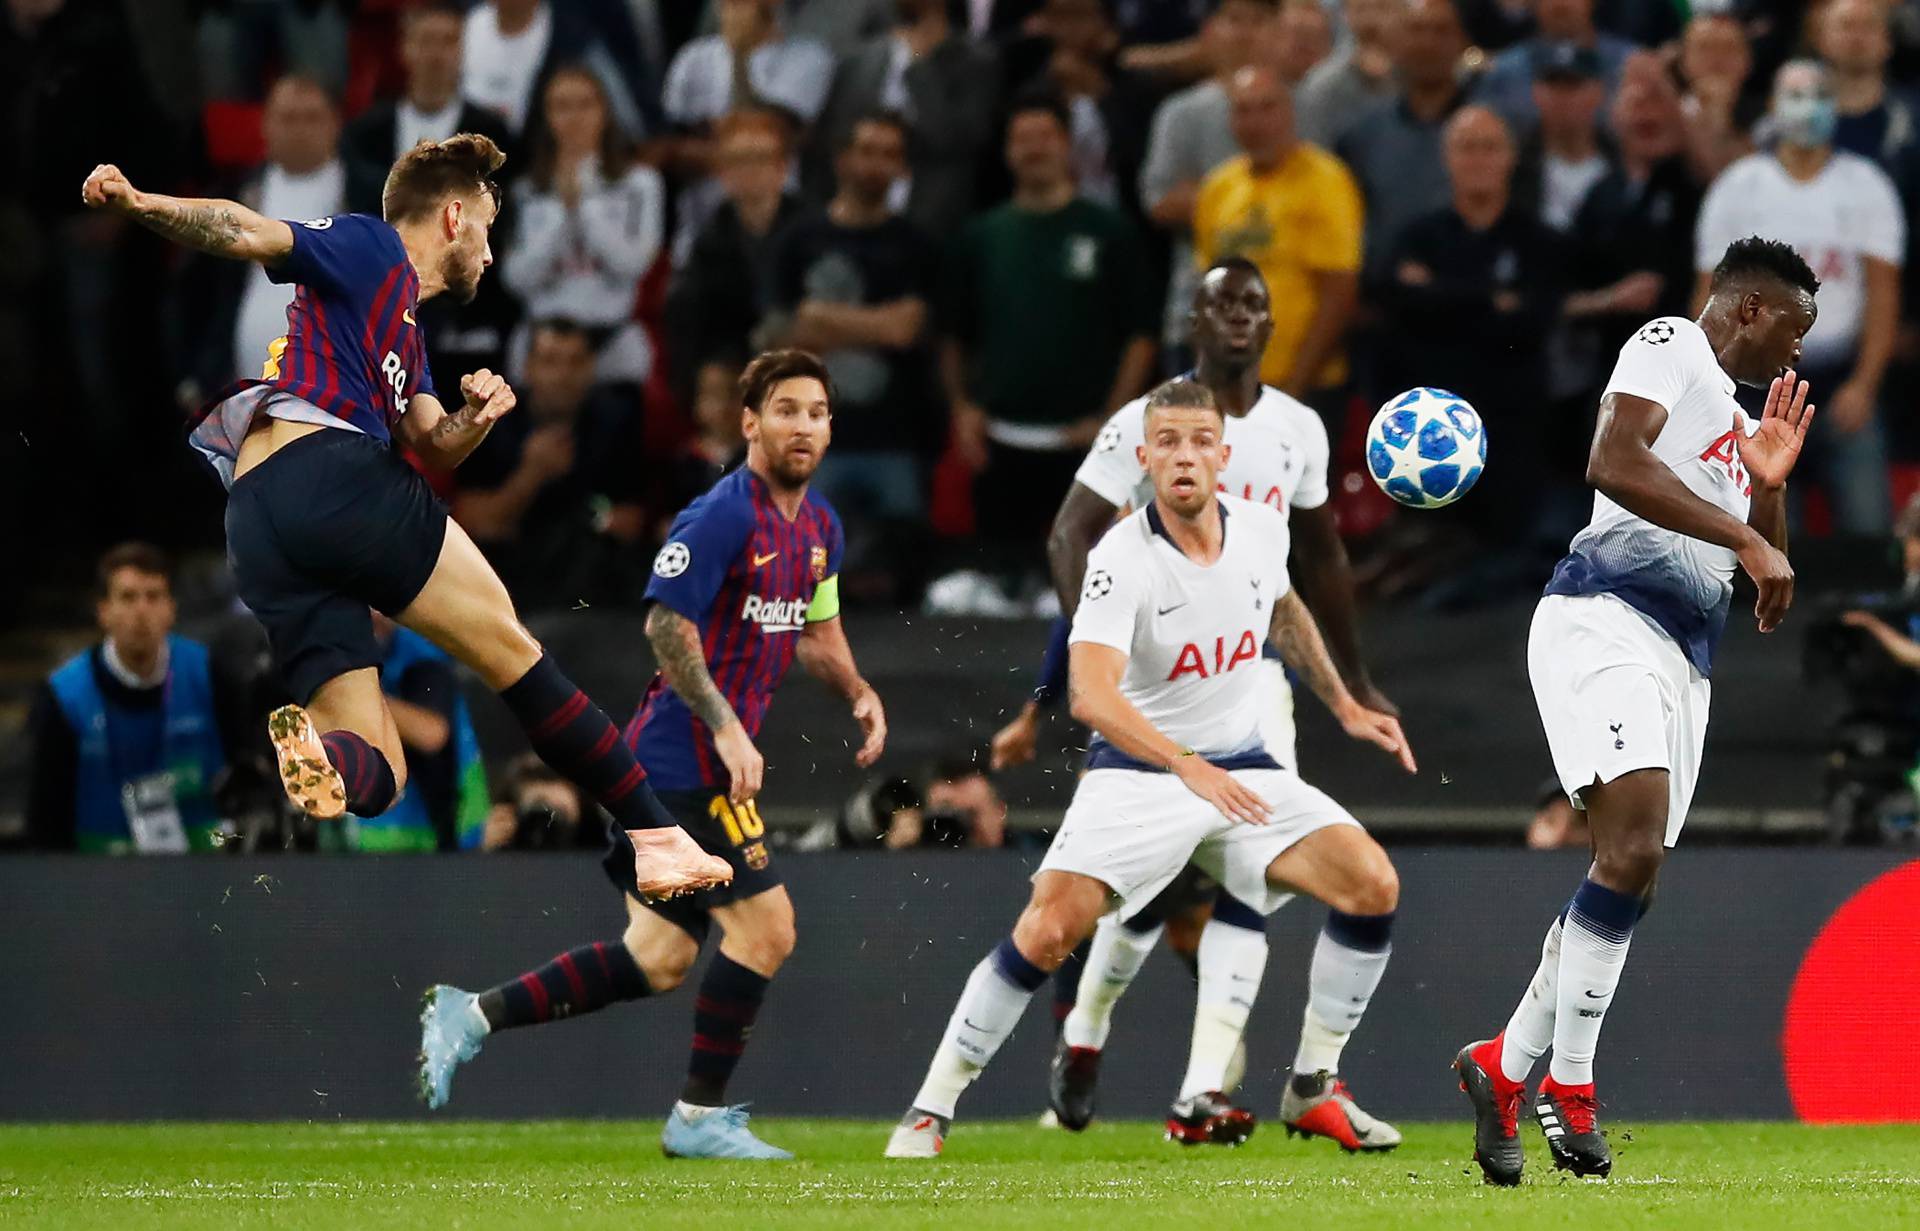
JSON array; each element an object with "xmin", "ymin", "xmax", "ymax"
[{"xmin": 81, "ymin": 164, "xmax": 139, "ymax": 212}]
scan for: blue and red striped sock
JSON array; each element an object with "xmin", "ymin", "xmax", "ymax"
[
  {"xmin": 498, "ymin": 652, "xmax": 673, "ymax": 829},
  {"xmin": 683, "ymin": 954, "xmax": 771, "ymax": 1105},
  {"xmin": 319, "ymin": 730, "xmax": 397, "ymax": 816},
  {"xmin": 478, "ymin": 940, "xmax": 652, "ymax": 1031}
]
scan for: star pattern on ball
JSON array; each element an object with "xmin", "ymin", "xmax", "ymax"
[
  {"xmin": 1083, "ymin": 569, "xmax": 1114, "ymax": 601},
  {"xmin": 653, "ymin": 541, "xmax": 692, "ymax": 579},
  {"xmin": 1638, "ymin": 320, "xmax": 1676, "ymax": 346}
]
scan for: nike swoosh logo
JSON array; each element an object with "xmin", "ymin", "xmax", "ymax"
[
  {"xmin": 402, "ymin": 309, "xmax": 416, "ymax": 325},
  {"xmin": 1157, "ymin": 603, "xmax": 1188, "ymax": 615},
  {"xmin": 962, "ymin": 1018, "xmax": 988, "ymax": 1032},
  {"xmin": 1583, "ymin": 990, "xmax": 1608, "ymax": 1000},
  {"xmin": 753, "ymin": 552, "xmax": 779, "ymax": 566}
]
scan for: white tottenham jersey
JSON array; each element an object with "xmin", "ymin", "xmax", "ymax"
[
  {"xmin": 1542, "ymin": 316, "xmax": 1754, "ymax": 675},
  {"xmin": 1069, "ymin": 495, "xmax": 1293, "ymax": 766},
  {"xmin": 1074, "ymin": 384, "xmax": 1331, "ymax": 518}
]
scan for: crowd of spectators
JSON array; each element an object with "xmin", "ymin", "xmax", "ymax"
[{"xmin": 14, "ymin": 0, "xmax": 1920, "ymax": 617}]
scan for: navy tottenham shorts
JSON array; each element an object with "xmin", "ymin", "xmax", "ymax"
[{"xmin": 226, "ymin": 427, "xmax": 448, "ymax": 704}]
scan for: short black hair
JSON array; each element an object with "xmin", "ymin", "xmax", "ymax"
[
  {"xmin": 739, "ymin": 348, "xmax": 835, "ymax": 414},
  {"xmin": 1006, "ymin": 87, "xmax": 1072, "ymax": 135},
  {"xmin": 96, "ymin": 542, "xmax": 172, "ymax": 597},
  {"xmin": 1141, "ymin": 377, "xmax": 1220, "ymax": 424},
  {"xmin": 529, "ymin": 316, "xmax": 594, "ymax": 346},
  {"xmin": 1711, "ymin": 236, "xmax": 1820, "ymax": 298},
  {"xmin": 929, "ymin": 750, "xmax": 991, "ymax": 784},
  {"xmin": 842, "ymin": 108, "xmax": 910, "ymax": 150}
]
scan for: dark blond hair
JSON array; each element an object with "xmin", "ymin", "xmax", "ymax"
[{"xmin": 382, "ymin": 132, "xmax": 506, "ymax": 223}]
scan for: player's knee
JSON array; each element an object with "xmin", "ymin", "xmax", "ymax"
[
  {"xmin": 1347, "ymin": 858, "xmax": 1399, "ymax": 916},
  {"xmin": 1012, "ymin": 906, "xmax": 1084, "ymax": 970},
  {"xmin": 738, "ymin": 916, "xmax": 798, "ymax": 973},
  {"xmin": 624, "ymin": 921, "xmax": 697, "ymax": 992},
  {"xmin": 1594, "ymin": 834, "xmax": 1665, "ymax": 894}
]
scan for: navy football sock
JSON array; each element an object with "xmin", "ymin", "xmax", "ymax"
[
  {"xmin": 1051, "ymin": 939, "xmax": 1091, "ymax": 1030},
  {"xmin": 478, "ymin": 940, "xmax": 652, "ymax": 1031},
  {"xmin": 319, "ymin": 730, "xmax": 397, "ymax": 815},
  {"xmin": 683, "ymin": 954, "xmax": 772, "ymax": 1106},
  {"xmin": 499, "ymin": 652, "xmax": 673, "ymax": 829}
]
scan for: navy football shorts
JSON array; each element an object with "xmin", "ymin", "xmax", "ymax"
[
  {"xmin": 603, "ymin": 788, "xmax": 783, "ymax": 940},
  {"xmin": 226, "ymin": 427, "xmax": 448, "ymax": 704}
]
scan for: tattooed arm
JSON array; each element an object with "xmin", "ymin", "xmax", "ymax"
[
  {"xmin": 81, "ymin": 163, "xmax": 293, "ymax": 265},
  {"xmin": 401, "ymin": 371, "xmax": 519, "ymax": 470},
  {"xmin": 1268, "ymin": 588, "xmax": 1418, "ymax": 773},
  {"xmin": 646, "ymin": 603, "xmax": 764, "ymax": 802}
]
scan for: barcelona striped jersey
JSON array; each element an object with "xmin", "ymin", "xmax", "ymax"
[
  {"xmin": 626, "ymin": 466, "xmax": 844, "ymax": 791},
  {"xmin": 189, "ymin": 214, "xmax": 437, "ymax": 486}
]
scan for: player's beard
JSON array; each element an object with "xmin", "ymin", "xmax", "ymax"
[
  {"xmin": 767, "ymin": 449, "xmax": 820, "ymax": 489},
  {"xmin": 441, "ymin": 244, "xmax": 484, "ymax": 304}
]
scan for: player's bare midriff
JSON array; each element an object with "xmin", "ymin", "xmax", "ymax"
[{"xmin": 233, "ymin": 415, "xmax": 329, "ymax": 482}]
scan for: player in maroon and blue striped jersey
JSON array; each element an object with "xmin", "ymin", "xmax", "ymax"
[
  {"xmin": 80, "ymin": 138, "xmax": 728, "ymax": 899},
  {"xmin": 420, "ymin": 351, "xmax": 887, "ymax": 1159}
]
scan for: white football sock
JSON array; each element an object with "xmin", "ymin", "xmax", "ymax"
[
  {"xmin": 1062, "ymin": 916, "xmax": 1161, "ymax": 1051},
  {"xmin": 1499, "ymin": 916, "xmax": 1563, "ymax": 1084},
  {"xmin": 1177, "ymin": 918, "xmax": 1268, "ymax": 1100},
  {"xmin": 1549, "ymin": 880, "xmax": 1638, "ymax": 1087},
  {"xmin": 911, "ymin": 949, "xmax": 1040, "ymax": 1117},
  {"xmin": 1292, "ymin": 927, "xmax": 1391, "ymax": 1076}
]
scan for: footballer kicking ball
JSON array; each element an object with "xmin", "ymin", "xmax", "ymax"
[{"xmin": 1364, "ymin": 387, "xmax": 1487, "ymax": 509}]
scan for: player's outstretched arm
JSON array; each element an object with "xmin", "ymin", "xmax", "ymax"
[
  {"xmin": 1067, "ymin": 642, "xmax": 1272, "ymax": 825},
  {"xmin": 645, "ymin": 604, "xmax": 762, "ymax": 803},
  {"xmin": 1289, "ymin": 503, "xmax": 1393, "ymax": 715},
  {"xmin": 1590, "ymin": 391, "xmax": 1796, "ymax": 632},
  {"xmin": 81, "ymin": 164, "xmax": 292, "ymax": 265},
  {"xmin": 796, "ymin": 616, "xmax": 886, "ymax": 768},
  {"xmin": 1268, "ymin": 589, "xmax": 1415, "ymax": 773},
  {"xmin": 401, "ymin": 372, "xmax": 519, "ymax": 470}
]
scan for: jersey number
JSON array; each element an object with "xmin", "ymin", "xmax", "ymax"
[
  {"xmin": 709, "ymin": 795, "xmax": 767, "ymax": 845},
  {"xmin": 381, "ymin": 350, "xmax": 408, "ymax": 416}
]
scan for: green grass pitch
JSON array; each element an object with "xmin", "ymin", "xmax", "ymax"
[{"xmin": 3, "ymin": 1120, "xmax": 1917, "ymax": 1230}]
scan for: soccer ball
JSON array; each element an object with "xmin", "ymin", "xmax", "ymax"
[{"xmin": 1364, "ymin": 388, "xmax": 1487, "ymax": 509}]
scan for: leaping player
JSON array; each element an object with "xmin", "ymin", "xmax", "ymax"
[
  {"xmin": 886, "ymin": 378, "xmax": 1415, "ymax": 1159},
  {"xmin": 79, "ymin": 141, "xmax": 727, "ymax": 897},
  {"xmin": 993, "ymin": 260, "xmax": 1399, "ymax": 1147},
  {"xmin": 1454, "ymin": 237, "xmax": 1817, "ymax": 1184},
  {"xmin": 419, "ymin": 351, "xmax": 886, "ymax": 1161}
]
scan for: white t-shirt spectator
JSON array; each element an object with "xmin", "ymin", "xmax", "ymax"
[
  {"xmin": 463, "ymin": 0, "xmax": 553, "ymax": 134},
  {"xmin": 1695, "ymin": 150, "xmax": 1905, "ymax": 367},
  {"xmin": 233, "ymin": 160, "xmax": 346, "ymax": 381},
  {"xmin": 663, "ymin": 33, "xmax": 835, "ymax": 127},
  {"xmin": 501, "ymin": 157, "xmax": 666, "ymax": 383},
  {"xmin": 396, "ymin": 98, "xmax": 464, "ymax": 152}
]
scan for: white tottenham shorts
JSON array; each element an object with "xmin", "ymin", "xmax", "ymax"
[
  {"xmin": 1528, "ymin": 592, "xmax": 1710, "ymax": 847},
  {"xmin": 1255, "ymin": 657, "xmax": 1298, "ymax": 769},
  {"xmin": 1036, "ymin": 765, "xmax": 1360, "ymax": 915}
]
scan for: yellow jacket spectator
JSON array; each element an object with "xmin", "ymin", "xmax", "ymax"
[{"xmin": 1194, "ymin": 66, "xmax": 1363, "ymax": 403}]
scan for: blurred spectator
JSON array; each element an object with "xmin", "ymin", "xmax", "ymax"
[
  {"xmin": 1295, "ymin": 0, "xmax": 1403, "ymax": 148},
  {"xmin": 1338, "ymin": 0, "xmax": 1472, "ymax": 286},
  {"xmin": 665, "ymin": 0, "xmax": 835, "ymax": 126},
  {"xmin": 463, "ymin": 0, "xmax": 644, "ymax": 138},
  {"xmin": 1560, "ymin": 65, "xmax": 1700, "ymax": 423},
  {"xmin": 664, "ymin": 109, "xmax": 806, "ymax": 395},
  {"xmin": 500, "ymin": 65, "xmax": 665, "ymax": 386},
  {"xmin": 1274, "ymin": 0, "xmax": 1336, "ymax": 87},
  {"xmin": 942, "ymin": 92, "xmax": 1157, "ymax": 570},
  {"xmin": 343, "ymin": 1, "xmax": 516, "ymax": 216},
  {"xmin": 1377, "ymin": 106, "xmax": 1561, "ymax": 545},
  {"xmin": 1009, "ymin": 0, "xmax": 1161, "ymax": 214},
  {"xmin": 1675, "ymin": 9, "xmax": 1761, "ymax": 183},
  {"xmin": 763, "ymin": 113, "xmax": 937, "ymax": 594},
  {"xmin": 356, "ymin": 615, "xmax": 489, "ymax": 852},
  {"xmin": 811, "ymin": 0, "xmax": 1003, "ymax": 239},
  {"xmin": 1526, "ymin": 788, "xmax": 1590, "ymax": 849},
  {"xmin": 656, "ymin": 357, "xmax": 748, "ymax": 531},
  {"xmin": 1517, "ymin": 44, "xmax": 1612, "ymax": 235},
  {"xmin": 693, "ymin": 0, "xmax": 896, "ymax": 58},
  {"xmin": 920, "ymin": 756, "xmax": 1018, "ymax": 848},
  {"xmin": 797, "ymin": 774, "xmax": 925, "ymax": 850},
  {"xmin": 197, "ymin": 0, "xmax": 349, "ymax": 102},
  {"xmin": 230, "ymin": 76, "xmax": 347, "ymax": 391},
  {"xmin": 1695, "ymin": 59, "xmax": 1902, "ymax": 536},
  {"xmin": 1818, "ymin": 0, "xmax": 1920, "ymax": 197},
  {"xmin": 1194, "ymin": 66, "xmax": 1362, "ymax": 415},
  {"xmin": 27, "ymin": 544, "xmax": 245, "ymax": 853},
  {"xmin": 1138, "ymin": 0, "xmax": 1280, "ymax": 363},
  {"xmin": 1475, "ymin": 0, "xmax": 1634, "ymax": 132},
  {"xmin": 452, "ymin": 318, "xmax": 650, "ymax": 609},
  {"xmin": 483, "ymin": 753, "xmax": 599, "ymax": 849}
]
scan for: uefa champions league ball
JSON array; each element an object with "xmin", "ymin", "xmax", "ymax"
[{"xmin": 1365, "ymin": 388, "xmax": 1487, "ymax": 509}]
